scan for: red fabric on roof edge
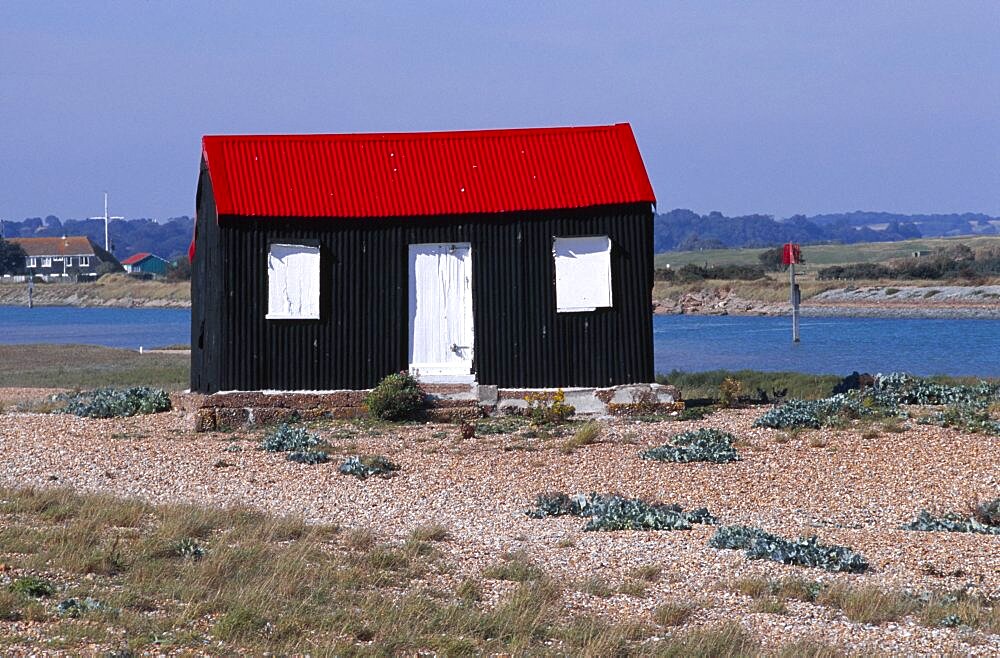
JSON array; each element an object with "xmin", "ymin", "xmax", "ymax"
[{"xmin": 202, "ymin": 124, "xmax": 656, "ymax": 219}]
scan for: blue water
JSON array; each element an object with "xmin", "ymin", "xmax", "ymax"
[
  {"xmin": 0, "ymin": 306, "xmax": 997, "ymax": 376},
  {"xmin": 0, "ymin": 305, "xmax": 190, "ymax": 350},
  {"xmin": 654, "ymin": 314, "xmax": 1000, "ymax": 377}
]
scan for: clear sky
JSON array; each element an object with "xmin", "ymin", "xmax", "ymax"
[{"xmin": 1, "ymin": 1, "xmax": 998, "ymax": 221}]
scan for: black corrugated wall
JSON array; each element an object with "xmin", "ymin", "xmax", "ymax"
[{"xmin": 192, "ymin": 172, "xmax": 653, "ymax": 392}]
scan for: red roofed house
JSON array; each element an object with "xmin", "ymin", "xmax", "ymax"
[
  {"xmin": 190, "ymin": 124, "xmax": 657, "ymax": 394},
  {"xmin": 9, "ymin": 236, "xmax": 120, "ymax": 281},
  {"xmin": 122, "ymin": 252, "xmax": 171, "ymax": 277}
]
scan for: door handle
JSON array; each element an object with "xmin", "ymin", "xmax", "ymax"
[{"xmin": 450, "ymin": 344, "xmax": 469, "ymax": 354}]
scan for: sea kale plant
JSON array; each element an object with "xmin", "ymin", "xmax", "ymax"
[
  {"xmin": 753, "ymin": 393, "xmax": 895, "ymax": 430},
  {"xmin": 917, "ymin": 403, "xmax": 1000, "ymax": 435},
  {"xmin": 709, "ymin": 525, "xmax": 869, "ymax": 573},
  {"xmin": 261, "ymin": 424, "xmax": 323, "ymax": 452},
  {"xmin": 58, "ymin": 386, "xmax": 172, "ymax": 418},
  {"xmin": 903, "ymin": 510, "xmax": 1000, "ymax": 536},
  {"xmin": 365, "ymin": 371, "xmax": 425, "ymax": 421},
  {"xmin": 754, "ymin": 373, "xmax": 1000, "ymax": 431},
  {"xmin": 640, "ymin": 428, "xmax": 740, "ymax": 464},
  {"xmin": 338, "ymin": 455, "xmax": 400, "ymax": 479},
  {"xmin": 527, "ymin": 491, "xmax": 716, "ymax": 532},
  {"xmin": 873, "ymin": 372, "xmax": 999, "ymax": 406}
]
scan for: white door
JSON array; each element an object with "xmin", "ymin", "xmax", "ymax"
[{"xmin": 408, "ymin": 243, "xmax": 474, "ymax": 379}]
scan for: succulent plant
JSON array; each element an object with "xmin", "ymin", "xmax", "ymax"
[
  {"xmin": 58, "ymin": 386, "xmax": 171, "ymax": 418},
  {"xmin": 641, "ymin": 428, "xmax": 740, "ymax": 464},
  {"xmin": 902, "ymin": 510, "xmax": 1000, "ymax": 536},
  {"xmin": 287, "ymin": 450, "xmax": 330, "ymax": 465},
  {"xmin": 57, "ymin": 596, "xmax": 102, "ymax": 617},
  {"xmin": 338, "ymin": 455, "xmax": 400, "ymax": 479},
  {"xmin": 261, "ymin": 424, "xmax": 323, "ymax": 453},
  {"xmin": 173, "ymin": 537, "xmax": 207, "ymax": 560},
  {"xmin": 917, "ymin": 403, "xmax": 1000, "ymax": 435},
  {"xmin": 709, "ymin": 525, "xmax": 869, "ymax": 573},
  {"xmin": 527, "ymin": 491, "xmax": 716, "ymax": 532}
]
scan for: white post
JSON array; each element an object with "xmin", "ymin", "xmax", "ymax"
[{"xmin": 790, "ymin": 263, "xmax": 800, "ymax": 343}]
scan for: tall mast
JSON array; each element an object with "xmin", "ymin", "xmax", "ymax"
[{"xmin": 89, "ymin": 192, "xmax": 124, "ymax": 252}]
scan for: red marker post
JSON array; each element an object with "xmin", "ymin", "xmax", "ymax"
[{"xmin": 782, "ymin": 244, "xmax": 802, "ymax": 342}]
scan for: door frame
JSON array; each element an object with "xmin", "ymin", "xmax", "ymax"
[{"xmin": 407, "ymin": 242, "xmax": 476, "ymax": 382}]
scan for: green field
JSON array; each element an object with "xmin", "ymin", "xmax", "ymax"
[
  {"xmin": 0, "ymin": 344, "xmax": 189, "ymax": 390},
  {"xmin": 654, "ymin": 235, "xmax": 1000, "ymax": 270}
]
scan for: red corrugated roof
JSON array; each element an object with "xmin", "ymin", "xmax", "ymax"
[
  {"xmin": 202, "ymin": 124, "xmax": 656, "ymax": 219},
  {"xmin": 10, "ymin": 236, "xmax": 96, "ymax": 257},
  {"xmin": 121, "ymin": 252, "xmax": 151, "ymax": 265}
]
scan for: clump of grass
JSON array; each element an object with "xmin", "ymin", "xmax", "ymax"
[
  {"xmin": 575, "ymin": 577, "xmax": 614, "ymax": 598},
  {"xmin": 409, "ymin": 524, "xmax": 450, "ymax": 543},
  {"xmin": 665, "ymin": 621, "xmax": 759, "ymax": 656},
  {"xmin": 774, "ymin": 639, "xmax": 845, "ymax": 658},
  {"xmin": 560, "ymin": 421, "xmax": 601, "ymax": 454},
  {"xmin": 483, "ymin": 550, "xmax": 544, "ymax": 582},
  {"xmin": 629, "ymin": 564, "xmax": 662, "ymax": 583},
  {"xmin": 808, "ymin": 435, "xmax": 829, "ymax": 448},
  {"xmin": 556, "ymin": 537, "xmax": 575, "ymax": 549},
  {"xmin": 753, "ymin": 596, "xmax": 787, "ymax": 615},
  {"xmin": 732, "ymin": 576, "xmax": 773, "ymax": 598},
  {"xmin": 817, "ymin": 583, "xmax": 917, "ymax": 625},
  {"xmin": 653, "ymin": 601, "xmax": 696, "ymax": 626},
  {"xmin": 618, "ymin": 579, "xmax": 648, "ymax": 598}
]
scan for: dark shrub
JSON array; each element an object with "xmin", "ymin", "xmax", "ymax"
[{"xmin": 365, "ymin": 372, "xmax": 425, "ymax": 420}]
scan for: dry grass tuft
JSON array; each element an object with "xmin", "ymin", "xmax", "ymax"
[
  {"xmin": 408, "ymin": 523, "xmax": 451, "ymax": 543},
  {"xmin": 653, "ymin": 601, "xmax": 697, "ymax": 627},
  {"xmin": 560, "ymin": 421, "xmax": 601, "ymax": 454},
  {"xmin": 817, "ymin": 583, "xmax": 917, "ymax": 625}
]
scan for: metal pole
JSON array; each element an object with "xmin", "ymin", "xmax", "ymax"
[{"xmin": 790, "ymin": 263, "xmax": 800, "ymax": 343}]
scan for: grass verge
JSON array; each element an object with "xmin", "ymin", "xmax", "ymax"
[{"xmin": 0, "ymin": 344, "xmax": 188, "ymax": 390}]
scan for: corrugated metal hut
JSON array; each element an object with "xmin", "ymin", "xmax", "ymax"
[{"xmin": 191, "ymin": 124, "xmax": 657, "ymax": 394}]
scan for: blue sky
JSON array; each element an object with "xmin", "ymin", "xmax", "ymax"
[{"xmin": 1, "ymin": 1, "xmax": 997, "ymax": 220}]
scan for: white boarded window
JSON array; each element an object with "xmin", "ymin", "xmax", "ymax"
[
  {"xmin": 553, "ymin": 235, "xmax": 612, "ymax": 312},
  {"xmin": 267, "ymin": 243, "xmax": 320, "ymax": 320}
]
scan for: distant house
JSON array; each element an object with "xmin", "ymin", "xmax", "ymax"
[
  {"xmin": 9, "ymin": 236, "xmax": 120, "ymax": 280},
  {"xmin": 122, "ymin": 252, "xmax": 171, "ymax": 277}
]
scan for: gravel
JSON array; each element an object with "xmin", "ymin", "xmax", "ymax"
[{"xmin": 0, "ymin": 399, "xmax": 998, "ymax": 654}]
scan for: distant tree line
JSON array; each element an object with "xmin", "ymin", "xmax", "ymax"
[
  {"xmin": 817, "ymin": 244, "xmax": 1000, "ymax": 281},
  {"xmin": 1, "ymin": 215, "xmax": 194, "ymax": 260},
  {"xmin": 654, "ymin": 209, "xmax": 997, "ymax": 253},
  {"xmin": 655, "ymin": 263, "xmax": 766, "ymax": 282}
]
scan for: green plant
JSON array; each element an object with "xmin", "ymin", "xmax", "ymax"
[
  {"xmin": 365, "ymin": 372, "xmax": 425, "ymax": 421},
  {"xmin": 261, "ymin": 424, "xmax": 323, "ymax": 452},
  {"xmin": 902, "ymin": 510, "xmax": 1000, "ymax": 535},
  {"xmin": 972, "ymin": 497, "xmax": 1000, "ymax": 527},
  {"xmin": 10, "ymin": 576, "xmax": 55, "ymax": 598},
  {"xmin": 918, "ymin": 403, "xmax": 1000, "ymax": 434},
  {"xmin": 286, "ymin": 450, "xmax": 330, "ymax": 465},
  {"xmin": 409, "ymin": 524, "xmax": 450, "ymax": 542},
  {"xmin": 709, "ymin": 525, "xmax": 868, "ymax": 573},
  {"xmin": 174, "ymin": 537, "xmax": 207, "ymax": 560},
  {"xmin": 57, "ymin": 596, "xmax": 102, "ymax": 617},
  {"xmin": 525, "ymin": 389, "xmax": 575, "ymax": 425},
  {"xmin": 483, "ymin": 551, "xmax": 544, "ymax": 582},
  {"xmin": 58, "ymin": 386, "xmax": 172, "ymax": 418},
  {"xmin": 719, "ymin": 377, "xmax": 742, "ymax": 408},
  {"xmin": 640, "ymin": 428, "xmax": 740, "ymax": 464},
  {"xmin": 338, "ymin": 455, "xmax": 400, "ymax": 479},
  {"xmin": 527, "ymin": 491, "xmax": 715, "ymax": 532},
  {"xmin": 816, "ymin": 584, "xmax": 917, "ymax": 625}
]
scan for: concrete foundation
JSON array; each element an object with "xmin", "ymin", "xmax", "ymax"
[{"xmin": 176, "ymin": 382, "xmax": 682, "ymax": 432}]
